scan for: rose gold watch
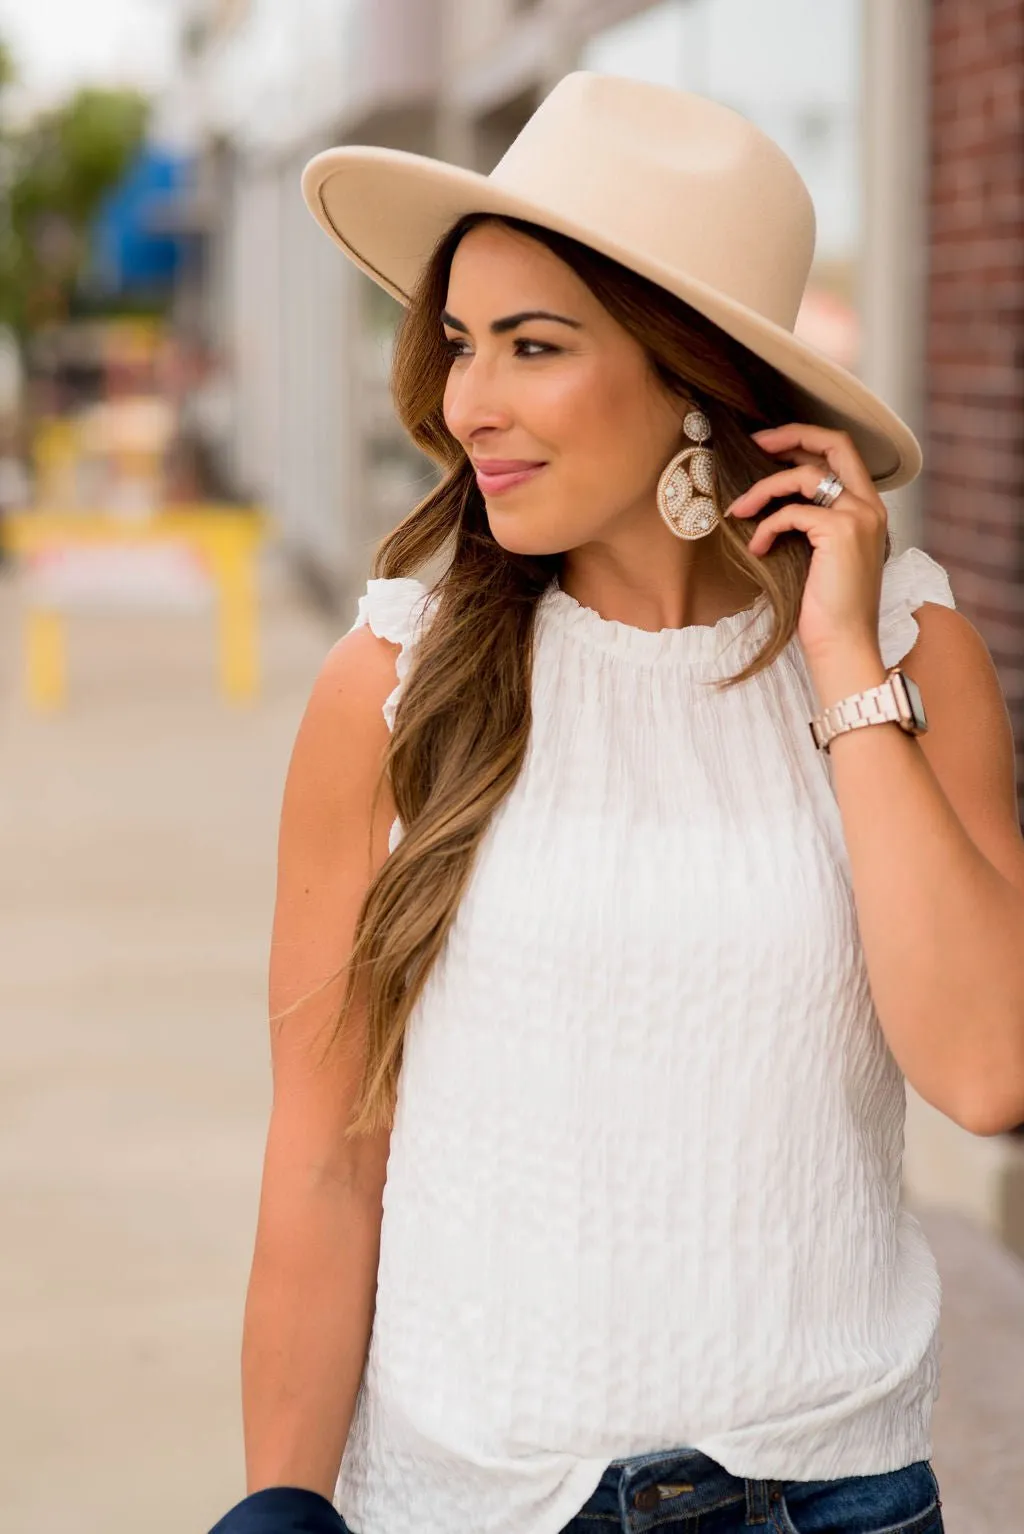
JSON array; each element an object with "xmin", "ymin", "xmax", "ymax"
[{"xmin": 809, "ymin": 666, "xmax": 928, "ymax": 754}]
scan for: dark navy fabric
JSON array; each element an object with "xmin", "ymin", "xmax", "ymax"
[{"xmin": 207, "ymin": 1486, "xmax": 347, "ymax": 1534}]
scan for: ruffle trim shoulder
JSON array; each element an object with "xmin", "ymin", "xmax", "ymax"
[
  {"xmin": 347, "ymin": 575, "xmax": 435, "ymax": 733},
  {"xmin": 347, "ymin": 575, "xmax": 437, "ymax": 856},
  {"xmin": 877, "ymin": 547, "xmax": 957, "ymax": 669}
]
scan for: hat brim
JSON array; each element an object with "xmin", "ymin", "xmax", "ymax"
[{"xmin": 302, "ymin": 146, "xmax": 921, "ymax": 492}]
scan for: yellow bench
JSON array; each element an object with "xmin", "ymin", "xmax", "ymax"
[{"xmin": 2, "ymin": 507, "xmax": 271, "ymax": 709}]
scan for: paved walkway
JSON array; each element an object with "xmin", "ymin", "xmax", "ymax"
[{"xmin": 0, "ymin": 551, "xmax": 1021, "ymax": 1533}]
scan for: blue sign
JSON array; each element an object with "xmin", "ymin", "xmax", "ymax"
[{"xmin": 88, "ymin": 145, "xmax": 195, "ymax": 295}]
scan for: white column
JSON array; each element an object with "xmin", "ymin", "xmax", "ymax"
[
  {"xmin": 858, "ymin": 0, "xmax": 931, "ymax": 549},
  {"xmin": 436, "ymin": 0, "xmax": 475, "ymax": 166},
  {"xmin": 540, "ymin": 0, "xmax": 586, "ymax": 91}
]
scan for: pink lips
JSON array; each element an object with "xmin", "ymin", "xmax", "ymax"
[{"xmin": 474, "ymin": 459, "xmax": 547, "ymax": 495}]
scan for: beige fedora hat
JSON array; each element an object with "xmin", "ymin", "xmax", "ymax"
[{"xmin": 302, "ymin": 71, "xmax": 920, "ymax": 491}]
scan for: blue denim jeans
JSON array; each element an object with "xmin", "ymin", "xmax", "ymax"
[
  {"xmin": 211, "ymin": 1447, "xmax": 945, "ymax": 1533},
  {"xmin": 557, "ymin": 1446, "xmax": 945, "ymax": 1533}
]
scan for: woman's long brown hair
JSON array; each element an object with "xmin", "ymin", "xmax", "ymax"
[{"xmin": 328, "ymin": 212, "xmax": 892, "ymax": 1137}]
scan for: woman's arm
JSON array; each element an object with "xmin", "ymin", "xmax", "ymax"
[
  {"xmin": 241, "ymin": 622, "xmax": 402, "ymax": 1498},
  {"xmin": 733, "ymin": 424, "xmax": 1024, "ymax": 1138},
  {"xmin": 805, "ymin": 602, "xmax": 1024, "ymax": 1138}
]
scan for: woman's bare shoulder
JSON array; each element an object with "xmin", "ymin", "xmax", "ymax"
[
  {"xmin": 310, "ymin": 622, "xmax": 402, "ymax": 732},
  {"xmin": 283, "ymin": 623, "xmax": 402, "ymax": 836}
]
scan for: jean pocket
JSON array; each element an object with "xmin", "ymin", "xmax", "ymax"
[{"xmin": 775, "ymin": 1460, "xmax": 943, "ymax": 1534}]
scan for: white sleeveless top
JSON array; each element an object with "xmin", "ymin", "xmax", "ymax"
[{"xmin": 334, "ymin": 547, "xmax": 954, "ymax": 1534}]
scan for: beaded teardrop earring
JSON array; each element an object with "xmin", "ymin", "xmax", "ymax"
[{"xmin": 656, "ymin": 409, "xmax": 720, "ymax": 540}]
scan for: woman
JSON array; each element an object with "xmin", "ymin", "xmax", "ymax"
[{"xmin": 211, "ymin": 74, "xmax": 1024, "ymax": 1534}]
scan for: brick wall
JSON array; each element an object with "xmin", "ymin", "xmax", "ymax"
[{"xmin": 924, "ymin": 0, "xmax": 1024, "ymax": 813}]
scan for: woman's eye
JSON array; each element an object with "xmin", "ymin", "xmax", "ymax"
[{"xmin": 441, "ymin": 338, "xmax": 556, "ymax": 358}]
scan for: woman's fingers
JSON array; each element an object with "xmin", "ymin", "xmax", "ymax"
[
  {"xmin": 751, "ymin": 424, "xmax": 875, "ymax": 499},
  {"xmin": 726, "ymin": 464, "xmax": 854, "ymax": 519}
]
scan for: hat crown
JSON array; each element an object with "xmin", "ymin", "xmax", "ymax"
[{"xmin": 490, "ymin": 72, "xmax": 816, "ymax": 332}]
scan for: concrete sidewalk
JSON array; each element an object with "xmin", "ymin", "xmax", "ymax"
[
  {"xmin": 0, "ymin": 552, "xmax": 1021, "ymax": 1534},
  {"xmin": 0, "ymin": 549, "xmax": 337, "ymax": 1534}
]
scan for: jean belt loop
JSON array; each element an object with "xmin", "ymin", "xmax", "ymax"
[{"xmin": 744, "ymin": 1478, "xmax": 771, "ymax": 1524}]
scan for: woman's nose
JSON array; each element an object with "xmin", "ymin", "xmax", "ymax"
[{"xmin": 444, "ymin": 357, "xmax": 515, "ymax": 442}]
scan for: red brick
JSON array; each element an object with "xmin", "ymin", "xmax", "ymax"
[
  {"xmin": 927, "ymin": 445, "xmax": 1024, "ymax": 493},
  {"xmin": 932, "ymin": 559, "xmax": 1024, "ymax": 609},
  {"xmin": 929, "ymin": 400, "xmax": 1024, "ymax": 440},
  {"xmin": 925, "ymin": 0, "xmax": 1024, "ymax": 817},
  {"xmin": 927, "ymin": 513, "xmax": 1022, "ymax": 565},
  {"xmin": 996, "ymin": 666, "xmax": 1024, "ymax": 708}
]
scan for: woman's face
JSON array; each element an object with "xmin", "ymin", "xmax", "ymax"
[{"xmin": 441, "ymin": 221, "xmax": 689, "ymax": 557}]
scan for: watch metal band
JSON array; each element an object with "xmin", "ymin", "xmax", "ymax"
[{"xmin": 809, "ymin": 672, "xmax": 904, "ymax": 753}]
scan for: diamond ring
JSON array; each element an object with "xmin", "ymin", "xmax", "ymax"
[{"xmin": 812, "ymin": 472, "xmax": 845, "ymax": 508}]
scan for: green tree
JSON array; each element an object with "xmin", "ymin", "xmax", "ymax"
[{"xmin": 0, "ymin": 65, "xmax": 149, "ymax": 336}]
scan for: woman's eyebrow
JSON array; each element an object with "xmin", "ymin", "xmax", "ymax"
[{"xmin": 441, "ymin": 309, "xmax": 583, "ymax": 335}]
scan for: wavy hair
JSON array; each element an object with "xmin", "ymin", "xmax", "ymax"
[{"xmin": 330, "ymin": 212, "xmax": 892, "ymax": 1136}]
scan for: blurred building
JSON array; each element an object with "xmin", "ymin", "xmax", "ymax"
[
  {"xmin": 159, "ymin": 0, "xmax": 1024, "ymax": 1237},
  {"xmin": 153, "ymin": 0, "xmax": 444, "ymax": 604}
]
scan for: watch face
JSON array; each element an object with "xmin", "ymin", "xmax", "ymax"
[{"xmin": 899, "ymin": 671, "xmax": 928, "ymax": 732}]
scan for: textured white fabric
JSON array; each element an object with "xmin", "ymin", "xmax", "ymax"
[{"xmin": 336, "ymin": 546, "xmax": 956, "ymax": 1534}]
